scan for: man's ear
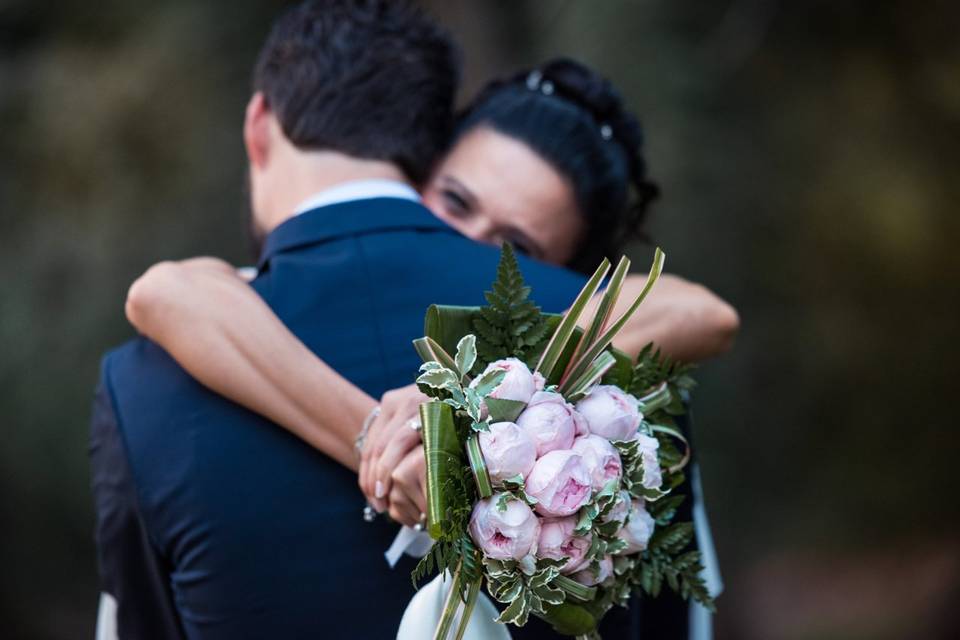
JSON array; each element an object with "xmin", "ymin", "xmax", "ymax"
[{"xmin": 243, "ymin": 92, "xmax": 271, "ymax": 169}]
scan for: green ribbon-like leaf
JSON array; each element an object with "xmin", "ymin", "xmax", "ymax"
[{"xmin": 421, "ymin": 401, "xmax": 461, "ymax": 539}]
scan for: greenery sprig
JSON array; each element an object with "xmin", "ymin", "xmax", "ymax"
[{"xmin": 473, "ymin": 243, "xmax": 550, "ymax": 370}]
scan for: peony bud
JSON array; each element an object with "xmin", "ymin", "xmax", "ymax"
[
  {"xmin": 601, "ymin": 490, "xmax": 631, "ymax": 526},
  {"xmin": 474, "ymin": 358, "xmax": 538, "ymax": 404},
  {"xmin": 575, "ymin": 385, "xmax": 642, "ymax": 441},
  {"xmin": 536, "ymin": 516, "xmax": 592, "ymax": 574},
  {"xmin": 469, "ymin": 494, "xmax": 541, "ymax": 561},
  {"xmin": 616, "ymin": 500, "xmax": 656, "ymax": 554},
  {"xmin": 571, "ymin": 435, "xmax": 622, "ymax": 491},
  {"xmin": 525, "ymin": 450, "xmax": 592, "ymax": 517},
  {"xmin": 572, "ymin": 555, "xmax": 614, "ymax": 587},
  {"xmin": 479, "ymin": 421, "xmax": 537, "ymax": 483},
  {"xmin": 635, "ymin": 433, "xmax": 663, "ymax": 491},
  {"xmin": 516, "ymin": 392, "xmax": 580, "ymax": 456}
]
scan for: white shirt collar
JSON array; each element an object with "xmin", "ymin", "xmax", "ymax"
[{"xmin": 292, "ymin": 179, "xmax": 420, "ymax": 216}]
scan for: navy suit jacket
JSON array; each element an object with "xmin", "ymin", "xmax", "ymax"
[{"xmin": 90, "ymin": 198, "xmax": 598, "ymax": 639}]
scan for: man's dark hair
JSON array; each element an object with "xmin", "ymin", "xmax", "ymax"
[{"xmin": 253, "ymin": 0, "xmax": 459, "ymax": 185}]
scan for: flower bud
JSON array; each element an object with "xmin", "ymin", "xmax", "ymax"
[
  {"xmin": 536, "ymin": 516, "xmax": 592, "ymax": 574},
  {"xmin": 616, "ymin": 500, "xmax": 656, "ymax": 554},
  {"xmin": 469, "ymin": 494, "xmax": 541, "ymax": 561},
  {"xmin": 601, "ymin": 490, "xmax": 631, "ymax": 526},
  {"xmin": 516, "ymin": 392, "xmax": 580, "ymax": 456},
  {"xmin": 525, "ymin": 450, "xmax": 592, "ymax": 517},
  {"xmin": 635, "ymin": 433, "xmax": 663, "ymax": 491},
  {"xmin": 473, "ymin": 358, "xmax": 539, "ymax": 404},
  {"xmin": 571, "ymin": 435, "xmax": 622, "ymax": 491},
  {"xmin": 575, "ymin": 385, "xmax": 642, "ymax": 441},
  {"xmin": 572, "ymin": 555, "xmax": 614, "ymax": 587},
  {"xmin": 479, "ymin": 421, "xmax": 537, "ymax": 484}
]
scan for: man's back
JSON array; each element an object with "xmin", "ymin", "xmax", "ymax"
[{"xmin": 92, "ymin": 198, "xmax": 586, "ymax": 639}]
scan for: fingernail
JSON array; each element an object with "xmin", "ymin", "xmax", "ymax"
[{"xmin": 375, "ymin": 480, "xmax": 386, "ymax": 499}]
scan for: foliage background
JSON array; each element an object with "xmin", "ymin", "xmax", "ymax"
[{"xmin": 1, "ymin": 1, "xmax": 957, "ymax": 638}]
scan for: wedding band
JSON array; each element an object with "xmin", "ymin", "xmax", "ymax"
[
  {"xmin": 363, "ymin": 504, "xmax": 377, "ymax": 523},
  {"xmin": 407, "ymin": 417, "xmax": 422, "ymax": 432}
]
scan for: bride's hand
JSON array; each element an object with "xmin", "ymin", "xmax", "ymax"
[
  {"xmin": 387, "ymin": 448, "xmax": 427, "ymax": 527},
  {"xmin": 359, "ymin": 383, "xmax": 429, "ymax": 512}
]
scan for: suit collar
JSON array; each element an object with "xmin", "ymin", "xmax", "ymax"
[{"xmin": 257, "ymin": 198, "xmax": 449, "ymax": 270}]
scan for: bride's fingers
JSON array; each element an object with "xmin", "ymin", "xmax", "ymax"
[
  {"xmin": 373, "ymin": 419, "xmax": 421, "ymax": 506},
  {"xmin": 360, "ymin": 409, "xmax": 393, "ymax": 511},
  {"xmin": 387, "ymin": 486, "xmax": 420, "ymax": 527},
  {"xmin": 392, "ymin": 449, "xmax": 427, "ymax": 518}
]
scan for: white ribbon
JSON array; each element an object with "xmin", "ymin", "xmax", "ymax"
[{"xmin": 387, "ymin": 526, "xmax": 512, "ymax": 640}]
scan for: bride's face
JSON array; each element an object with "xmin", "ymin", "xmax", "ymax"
[{"xmin": 422, "ymin": 127, "xmax": 584, "ymax": 265}]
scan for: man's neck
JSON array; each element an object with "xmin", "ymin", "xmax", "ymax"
[{"xmin": 261, "ymin": 152, "xmax": 411, "ymax": 232}]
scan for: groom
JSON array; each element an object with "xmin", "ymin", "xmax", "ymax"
[{"xmin": 89, "ymin": 1, "xmax": 596, "ymax": 638}]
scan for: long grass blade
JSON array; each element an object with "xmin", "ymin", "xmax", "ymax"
[
  {"xmin": 563, "ymin": 256, "xmax": 630, "ymax": 382},
  {"xmin": 561, "ymin": 249, "xmax": 665, "ymax": 389},
  {"xmin": 535, "ymin": 258, "xmax": 611, "ymax": 382}
]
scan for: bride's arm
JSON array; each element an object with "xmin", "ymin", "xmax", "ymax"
[
  {"xmin": 125, "ymin": 258, "xmax": 375, "ymax": 472},
  {"xmin": 597, "ymin": 273, "xmax": 739, "ymax": 362}
]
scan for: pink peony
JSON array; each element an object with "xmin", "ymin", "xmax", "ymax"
[
  {"xmin": 575, "ymin": 385, "xmax": 642, "ymax": 441},
  {"xmin": 474, "ymin": 358, "xmax": 541, "ymax": 404},
  {"xmin": 617, "ymin": 500, "xmax": 656, "ymax": 554},
  {"xmin": 635, "ymin": 433, "xmax": 663, "ymax": 491},
  {"xmin": 516, "ymin": 392, "xmax": 581, "ymax": 456},
  {"xmin": 525, "ymin": 450, "xmax": 592, "ymax": 517},
  {"xmin": 572, "ymin": 555, "xmax": 614, "ymax": 587},
  {"xmin": 601, "ymin": 490, "xmax": 631, "ymax": 526},
  {"xmin": 571, "ymin": 435, "xmax": 623, "ymax": 491},
  {"xmin": 536, "ymin": 516, "xmax": 592, "ymax": 574},
  {"xmin": 479, "ymin": 421, "xmax": 537, "ymax": 484},
  {"xmin": 469, "ymin": 494, "xmax": 541, "ymax": 561}
]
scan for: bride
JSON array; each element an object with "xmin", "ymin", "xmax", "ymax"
[{"xmin": 126, "ymin": 58, "xmax": 734, "ymax": 639}]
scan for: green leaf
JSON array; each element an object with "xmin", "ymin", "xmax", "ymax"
[
  {"xmin": 568, "ymin": 255, "xmax": 631, "ymax": 372},
  {"xmin": 454, "ymin": 334, "xmax": 477, "ymax": 381},
  {"xmin": 540, "ymin": 602, "xmax": 597, "ymax": 636},
  {"xmin": 553, "ymin": 574, "xmax": 596, "ymax": 602},
  {"xmin": 466, "ymin": 435, "xmax": 492, "ymax": 498},
  {"xmin": 560, "ymin": 350, "xmax": 617, "ymax": 399},
  {"xmin": 417, "ymin": 366, "xmax": 460, "ymax": 391},
  {"xmin": 420, "ymin": 402, "xmax": 463, "ymax": 539},
  {"xmin": 536, "ymin": 258, "xmax": 611, "ymax": 383},
  {"xmin": 471, "ymin": 368, "xmax": 506, "ymax": 399},
  {"xmin": 413, "ymin": 335, "xmax": 459, "ymax": 373},
  {"xmin": 471, "ymin": 243, "xmax": 551, "ymax": 369},
  {"xmin": 562, "ymin": 248, "xmax": 665, "ymax": 389},
  {"xmin": 485, "ymin": 397, "xmax": 526, "ymax": 423},
  {"xmin": 496, "ymin": 594, "xmax": 528, "ymax": 625}
]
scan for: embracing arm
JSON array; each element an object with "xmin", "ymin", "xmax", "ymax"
[
  {"xmin": 125, "ymin": 258, "xmax": 375, "ymax": 472},
  {"xmin": 601, "ymin": 273, "xmax": 739, "ymax": 362}
]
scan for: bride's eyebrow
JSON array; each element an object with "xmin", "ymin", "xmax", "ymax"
[{"xmin": 439, "ymin": 175, "xmax": 477, "ymax": 209}]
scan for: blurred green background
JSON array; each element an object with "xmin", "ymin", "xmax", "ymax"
[{"xmin": 2, "ymin": 1, "xmax": 958, "ymax": 638}]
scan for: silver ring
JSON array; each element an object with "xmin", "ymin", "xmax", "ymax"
[
  {"xmin": 413, "ymin": 522, "xmax": 424, "ymax": 532},
  {"xmin": 407, "ymin": 417, "xmax": 422, "ymax": 432}
]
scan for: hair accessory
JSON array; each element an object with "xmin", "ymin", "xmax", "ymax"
[
  {"xmin": 600, "ymin": 124, "xmax": 613, "ymax": 140},
  {"xmin": 525, "ymin": 70, "xmax": 555, "ymax": 96},
  {"xmin": 525, "ymin": 70, "xmax": 543, "ymax": 91}
]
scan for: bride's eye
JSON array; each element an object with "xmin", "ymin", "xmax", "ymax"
[
  {"xmin": 505, "ymin": 235, "xmax": 535, "ymax": 258},
  {"xmin": 442, "ymin": 190, "xmax": 470, "ymax": 217}
]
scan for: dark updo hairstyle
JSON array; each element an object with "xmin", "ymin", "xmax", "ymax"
[{"xmin": 455, "ymin": 58, "xmax": 659, "ymax": 274}]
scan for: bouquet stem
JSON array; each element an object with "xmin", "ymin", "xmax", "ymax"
[
  {"xmin": 452, "ymin": 574, "xmax": 481, "ymax": 640},
  {"xmin": 434, "ymin": 567, "xmax": 462, "ymax": 640}
]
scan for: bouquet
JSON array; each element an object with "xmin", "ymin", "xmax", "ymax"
[{"xmin": 411, "ymin": 245, "xmax": 715, "ymax": 639}]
